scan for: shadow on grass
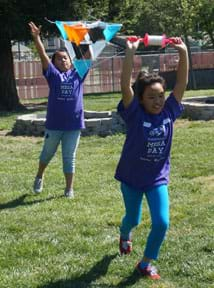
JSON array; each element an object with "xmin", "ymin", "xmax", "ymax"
[
  {"xmin": 40, "ymin": 253, "xmax": 118, "ymax": 288},
  {"xmin": 116, "ymin": 269, "xmax": 141, "ymax": 287},
  {"xmin": 0, "ymin": 103, "xmax": 47, "ymax": 117},
  {"xmin": 0, "ymin": 194, "xmax": 62, "ymax": 210},
  {"xmin": 39, "ymin": 253, "xmax": 142, "ymax": 288}
]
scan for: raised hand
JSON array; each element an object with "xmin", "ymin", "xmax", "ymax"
[
  {"xmin": 28, "ymin": 21, "xmax": 50, "ymax": 70},
  {"xmin": 126, "ymin": 38, "xmax": 140, "ymax": 52},
  {"xmin": 28, "ymin": 21, "xmax": 41, "ymax": 38},
  {"xmin": 169, "ymin": 37, "xmax": 187, "ymax": 52}
]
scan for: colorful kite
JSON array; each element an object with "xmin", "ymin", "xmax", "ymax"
[{"xmin": 52, "ymin": 20, "xmax": 122, "ymax": 78}]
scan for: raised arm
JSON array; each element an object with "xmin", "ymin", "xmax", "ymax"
[
  {"xmin": 170, "ymin": 38, "xmax": 189, "ymax": 103},
  {"xmin": 28, "ymin": 21, "xmax": 50, "ymax": 70},
  {"xmin": 121, "ymin": 40, "xmax": 140, "ymax": 108}
]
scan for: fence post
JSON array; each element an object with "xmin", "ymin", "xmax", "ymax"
[{"xmin": 111, "ymin": 57, "xmax": 115, "ymax": 92}]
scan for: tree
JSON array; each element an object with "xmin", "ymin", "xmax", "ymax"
[
  {"xmin": 114, "ymin": 0, "xmax": 205, "ymax": 89},
  {"xmin": 195, "ymin": 0, "xmax": 214, "ymax": 49},
  {"xmin": 1, "ymin": 0, "xmax": 213, "ymax": 111},
  {"xmin": 0, "ymin": 0, "xmax": 109, "ymax": 111}
]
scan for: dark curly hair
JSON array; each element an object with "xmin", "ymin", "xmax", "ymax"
[
  {"xmin": 132, "ymin": 71, "xmax": 166, "ymax": 100},
  {"xmin": 51, "ymin": 48, "xmax": 71, "ymax": 65}
]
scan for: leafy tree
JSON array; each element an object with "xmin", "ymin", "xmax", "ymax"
[
  {"xmin": 0, "ymin": 0, "xmax": 107, "ymax": 111},
  {"xmin": 114, "ymin": 0, "xmax": 208, "ymax": 89},
  {"xmin": 111, "ymin": 0, "xmax": 145, "ymax": 35},
  {"xmin": 0, "ymin": 0, "xmax": 213, "ymax": 111},
  {"xmin": 195, "ymin": 0, "xmax": 214, "ymax": 48}
]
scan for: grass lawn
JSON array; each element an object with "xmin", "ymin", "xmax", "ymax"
[
  {"xmin": 1, "ymin": 89, "xmax": 214, "ymax": 132},
  {"xmin": 0, "ymin": 91, "xmax": 213, "ymax": 287}
]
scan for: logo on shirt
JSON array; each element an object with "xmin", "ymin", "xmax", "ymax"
[
  {"xmin": 58, "ymin": 74, "xmax": 75, "ymax": 101},
  {"xmin": 149, "ymin": 125, "xmax": 165, "ymax": 137},
  {"xmin": 60, "ymin": 82, "xmax": 74, "ymax": 98},
  {"xmin": 140, "ymin": 118, "xmax": 171, "ymax": 162}
]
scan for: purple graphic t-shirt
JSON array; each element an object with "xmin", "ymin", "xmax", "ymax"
[
  {"xmin": 115, "ymin": 93, "xmax": 183, "ymax": 190},
  {"xmin": 44, "ymin": 63, "xmax": 86, "ymax": 130}
]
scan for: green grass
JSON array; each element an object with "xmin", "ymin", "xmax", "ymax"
[
  {"xmin": 0, "ymin": 92, "xmax": 213, "ymax": 287},
  {"xmin": 1, "ymin": 89, "xmax": 214, "ymax": 132},
  {"xmin": 183, "ymin": 89, "xmax": 214, "ymax": 98},
  {"xmin": 0, "ymin": 93, "xmax": 121, "ymax": 132}
]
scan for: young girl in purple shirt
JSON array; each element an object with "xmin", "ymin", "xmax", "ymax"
[
  {"xmin": 29, "ymin": 22, "xmax": 88, "ymax": 198},
  {"xmin": 115, "ymin": 38, "xmax": 188, "ymax": 279}
]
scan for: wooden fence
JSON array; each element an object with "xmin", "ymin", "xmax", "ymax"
[{"xmin": 14, "ymin": 51, "xmax": 214, "ymax": 99}]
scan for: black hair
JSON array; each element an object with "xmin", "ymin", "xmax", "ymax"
[
  {"xmin": 132, "ymin": 71, "xmax": 166, "ymax": 100},
  {"xmin": 51, "ymin": 48, "xmax": 71, "ymax": 65}
]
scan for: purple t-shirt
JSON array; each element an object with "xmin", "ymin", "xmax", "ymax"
[
  {"xmin": 44, "ymin": 63, "xmax": 86, "ymax": 130},
  {"xmin": 115, "ymin": 93, "xmax": 183, "ymax": 190}
]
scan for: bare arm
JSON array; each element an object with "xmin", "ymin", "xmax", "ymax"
[
  {"xmin": 121, "ymin": 40, "xmax": 140, "ymax": 108},
  {"xmin": 28, "ymin": 21, "xmax": 50, "ymax": 70},
  {"xmin": 170, "ymin": 38, "xmax": 189, "ymax": 103}
]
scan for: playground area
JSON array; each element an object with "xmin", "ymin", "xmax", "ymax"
[
  {"xmin": 0, "ymin": 109, "xmax": 213, "ymax": 287},
  {"xmin": 1, "ymin": 0, "xmax": 214, "ymax": 284},
  {"xmin": 1, "ymin": 47, "xmax": 214, "ymax": 285}
]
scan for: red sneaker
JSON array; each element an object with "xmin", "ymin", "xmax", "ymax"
[
  {"xmin": 136, "ymin": 262, "xmax": 161, "ymax": 280},
  {"xmin": 119, "ymin": 237, "xmax": 132, "ymax": 255}
]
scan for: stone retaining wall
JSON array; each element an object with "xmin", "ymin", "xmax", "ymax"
[
  {"xmin": 11, "ymin": 110, "xmax": 125, "ymax": 137},
  {"xmin": 182, "ymin": 96, "xmax": 214, "ymax": 120}
]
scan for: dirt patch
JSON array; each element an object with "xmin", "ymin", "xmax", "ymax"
[
  {"xmin": 194, "ymin": 175, "xmax": 214, "ymax": 192},
  {"xmin": 174, "ymin": 119, "xmax": 191, "ymax": 128},
  {"xmin": 0, "ymin": 130, "xmax": 10, "ymax": 136}
]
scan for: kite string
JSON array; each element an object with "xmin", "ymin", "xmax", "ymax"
[
  {"xmin": 90, "ymin": 47, "xmax": 126, "ymax": 69},
  {"xmin": 70, "ymin": 42, "xmax": 125, "ymax": 72},
  {"xmin": 44, "ymin": 17, "xmax": 55, "ymax": 24},
  {"xmin": 89, "ymin": 43, "xmax": 164, "ymax": 70}
]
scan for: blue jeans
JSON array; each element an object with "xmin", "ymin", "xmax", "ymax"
[
  {"xmin": 120, "ymin": 182, "xmax": 169, "ymax": 260},
  {"xmin": 40, "ymin": 129, "xmax": 81, "ymax": 173}
]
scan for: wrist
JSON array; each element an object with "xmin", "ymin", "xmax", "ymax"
[
  {"xmin": 179, "ymin": 48, "xmax": 187, "ymax": 55},
  {"xmin": 126, "ymin": 49, "xmax": 136, "ymax": 56},
  {"xmin": 32, "ymin": 34, "xmax": 40, "ymax": 40}
]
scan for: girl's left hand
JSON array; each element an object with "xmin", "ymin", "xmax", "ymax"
[{"xmin": 169, "ymin": 37, "xmax": 187, "ymax": 52}]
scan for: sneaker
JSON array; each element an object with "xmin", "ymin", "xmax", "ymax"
[
  {"xmin": 33, "ymin": 177, "xmax": 43, "ymax": 194},
  {"xmin": 119, "ymin": 237, "xmax": 132, "ymax": 255},
  {"xmin": 136, "ymin": 262, "xmax": 161, "ymax": 280},
  {"xmin": 64, "ymin": 189, "xmax": 74, "ymax": 198}
]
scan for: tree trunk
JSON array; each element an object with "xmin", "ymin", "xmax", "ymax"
[
  {"xmin": 0, "ymin": 36, "xmax": 24, "ymax": 111},
  {"xmin": 208, "ymin": 31, "xmax": 214, "ymax": 49},
  {"xmin": 184, "ymin": 35, "xmax": 197, "ymax": 90}
]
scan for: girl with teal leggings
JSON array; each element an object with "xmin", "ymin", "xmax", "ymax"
[{"xmin": 115, "ymin": 37, "xmax": 188, "ymax": 279}]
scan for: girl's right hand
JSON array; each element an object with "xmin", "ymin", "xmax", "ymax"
[
  {"xmin": 28, "ymin": 21, "xmax": 41, "ymax": 38},
  {"xmin": 126, "ymin": 38, "xmax": 140, "ymax": 52}
]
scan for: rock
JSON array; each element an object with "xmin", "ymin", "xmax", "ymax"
[{"xmin": 11, "ymin": 110, "xmax": 125, "ymax": 137}]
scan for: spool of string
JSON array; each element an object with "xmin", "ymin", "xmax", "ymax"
[
  {"xmin": 146, "ymin": 35, "xmax": 163, "ymax": 46},
  {"xmin": 127, "ymin": 33, "xmax": 171, "ymax": 48}
]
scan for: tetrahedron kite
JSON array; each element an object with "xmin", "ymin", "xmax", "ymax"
[{"xmin": 54, "ymin": 20, "xmax": 122, "ymax": 78}]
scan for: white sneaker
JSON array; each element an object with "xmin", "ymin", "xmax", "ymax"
[
  {"xmin": 33, "ymin": 177, "xmax": 43, "ymax": 193},
  {"xmin": 64, "ymin": 189, "xmax": 74, "ymax": 198}
]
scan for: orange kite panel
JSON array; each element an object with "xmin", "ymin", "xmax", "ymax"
[{"xmin": 63, "ymin": 24, "xmax": 89, "ymax": 45}]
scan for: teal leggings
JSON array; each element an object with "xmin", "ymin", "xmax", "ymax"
[{"xmin": 120, "ymin": 182, "xmax": 169, "ymax": 260}]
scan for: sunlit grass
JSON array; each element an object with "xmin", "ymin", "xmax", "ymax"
[
  {"xmin": 0, "ymin": 115, "xmax": 213, "ymax": 287},
  {"xmin": 1, "ymin": 89, "xmax": 214, "ymax": 132}
]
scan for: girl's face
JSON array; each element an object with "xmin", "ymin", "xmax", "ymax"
[
  {"xmin": 140, "ymin": 82, "xmax": 165, "ymax": 115},
  {"xmin": 53, "ymin": 51, "xmax": 72, "ymax": 72}
]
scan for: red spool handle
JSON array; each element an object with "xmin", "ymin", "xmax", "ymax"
[
  {"xmin": 165, "ymin": 37, "xmax": 182, "ymax": 45},
  {"xmin": 127, "ymin": 36, "xmax": 144, "ymax": 43}
]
